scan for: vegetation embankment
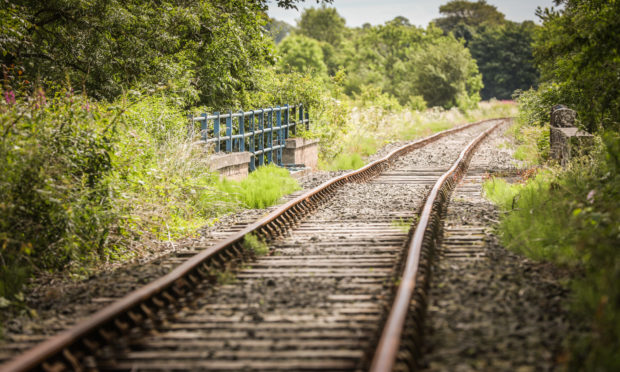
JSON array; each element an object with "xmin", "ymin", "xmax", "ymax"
[{"xmin": 483, "ymin": 1, "xmax": 619, "ymax": 369}]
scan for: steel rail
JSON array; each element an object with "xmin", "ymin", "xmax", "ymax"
[
  {"xmin": 369, "ymin": 120, "xmax": 503, "ymax": 372},
  {"xmin": 1, "ymin": 118, "xmax": 502, "ymax": 372}
]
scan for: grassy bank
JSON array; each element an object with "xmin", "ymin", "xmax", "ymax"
[
  {"xmin": 484, "ymin": 122, "xmax": 620, "ymax": 370},
  {"xmin": 324, "ymin": 100, "xmax": 518, "ymax": 170}
]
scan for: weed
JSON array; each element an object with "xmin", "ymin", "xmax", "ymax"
[
  {"xmin": 322, "ymin": 100, "xmax": 518, "ymax": 171},
  {"xmin": 216, "ymin": 271, "xmax": 236, "ymax": 285},
  {"xmin": 327, "ymin": 153, "xmax": 365, "ymax": 170},
  {"xmin": 391, "ymin": 217, "xmax": 416, "ymax": 233},
  {"xmin": 243, "ymin": 234, "xmax": 270, "ymax": 257}
]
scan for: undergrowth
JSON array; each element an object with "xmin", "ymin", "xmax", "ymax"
[
  {"xmin": 484, "ymin": 134, "xmax": 620, "ymax": 370},
  {"xmin": 506, "ymin": 117, "xmax": 549, "ymax": 165},
  {"xmin": 0, "ymin": 90, "xmax": 300, "ymax": 302}
]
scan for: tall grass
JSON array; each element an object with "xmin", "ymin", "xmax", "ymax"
[
  {"xmin": 214, "ymin": 164, "xmax": 300, "ymax": 209},
  {"xmin": 323, "ymin": 100, "xmax": 518, "ymax": 170}
]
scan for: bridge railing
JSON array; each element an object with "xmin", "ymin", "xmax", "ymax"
[{"xmin": 190, "ymin": 104, "xmax": 309, "ymax": 171}]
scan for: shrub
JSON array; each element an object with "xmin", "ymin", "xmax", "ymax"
[{"xmin": 0, "ymin": 90, "xmax": 119, "ymax": 298}]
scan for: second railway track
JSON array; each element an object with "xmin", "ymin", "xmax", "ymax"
[{"xmin": 1, "ymin": 118, "xmax": 508, "ymax": 371}]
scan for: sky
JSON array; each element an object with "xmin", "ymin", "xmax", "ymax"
[{"xmin": 268, "ymin": 0, "xmax": 558, "ymax": 28}]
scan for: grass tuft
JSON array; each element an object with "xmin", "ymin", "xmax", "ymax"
[
  {"xmin": 215, "ymin": 164, "xmax": 300, "ymax": 209},
  {"xmin": 242, "ymin": 234, "xmax": 270, "ymax": 257}
]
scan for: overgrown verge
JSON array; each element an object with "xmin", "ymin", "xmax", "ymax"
[
  {"xmin": 484, "ymin": 134, "xmax": 620, "ymax": 370},
  {"xmin": 0, "ymin": 90, "xmax": 300, "ymax": 303}
]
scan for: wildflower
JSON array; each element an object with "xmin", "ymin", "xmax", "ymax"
[{"xmin": 4, "ymin": 90, "xmax": 15, "ymax": 105}]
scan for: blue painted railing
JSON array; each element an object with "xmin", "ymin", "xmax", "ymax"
[{"xmin": 190, "ymin": 104, "xmax": 309, "ymax": 171}]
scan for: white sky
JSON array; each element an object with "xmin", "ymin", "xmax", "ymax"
[{"xmin": 268, "ymin": 0, "xmax": 559, "ymax": 28}]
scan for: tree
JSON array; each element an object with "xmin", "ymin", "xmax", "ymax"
[
  {"xmin": 407, "ymin": 34, "xmax": 483, "ymax": 109},
  {"xmin": 344, "ymin": 17, "xmax": 426, "ymax": 100},
  {"xmin": 0, "ymin": 0, "xmax": 274, "ymax": 107},
  {"xmin": 434, "ymin": 0, "xmax": 505, "ymax": 43},
  {"xmin": 277, "ymin": 35, "xmax": 328, "ymax": 76},
  {"xmin": 297, "ymin": 6, "xmax": 347, "ymax": 46},
  {"xmin": 344, "ymin": 19, "xmax": 482, "ymax": 109},
  {"xmin": 532, "ymin": 0, "xmax": 620, "ymax": 132},
  {"xmin": 469, "ymin": 21, "xmax": 539, "ymax": 100}
]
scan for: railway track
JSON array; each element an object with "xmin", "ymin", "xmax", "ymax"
[{"xmin": 1, "ymin": 118, "xmax": 507, "ymax": 371}]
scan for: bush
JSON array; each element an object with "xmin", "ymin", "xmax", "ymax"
[
  {"xmin": 506, "ymin": 118, "xmax": 549, "ymax": 165},
  {"xmin": 0, "ymin": 90, "xmax": 119, "ymax": 298}
]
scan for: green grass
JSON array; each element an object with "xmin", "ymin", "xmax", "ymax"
[
  {"xmin": 322, "ymin": 100, "xmax": 518, "ymax": 172},
  {"xmin": 242, "ymin": 233, "xmax": 270, "ymax": 256},
  {"xmin": 483, "ymin": 172, "xmax": 578, "ymax": 263},
  {"xmin": 506, "ymin": 118, "xmax": 549, "ymax": 165},
  {"xmin": 326, "ymin": 153, "xmax": 365, "ymax": 170},
  {"xmin": 391, "ymin": 217, "xmax": 416, "ymax": 233},
  {"xmin": 214, "ymin": 164, "xmax": 300, "ymax": 209}
]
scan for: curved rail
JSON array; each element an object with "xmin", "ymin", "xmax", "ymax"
[
  {"xmin": 1, "ymin": 118, "xmax": 503, "ymax": 372},
  {"xmin": 369, "ymin": 120, "xmax": 503, "ymax": 371}
]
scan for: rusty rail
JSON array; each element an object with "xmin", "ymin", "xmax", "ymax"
[
  {"xmin": 1, "ymin": 118, "xmax": 501, "ymax": 372},
  {"xmin": 369, "ymin": 120, "xmax": 503, "ymax": 371}
]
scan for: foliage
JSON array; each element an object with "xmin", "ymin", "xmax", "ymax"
[
  {"xmin": 434, "ymin": 0, "xmax": 505, "ymax": 43},
  {"xmin": 297, "ymin": 6, "xmax": 347, "ymax": 46},
  {"xmin": 0, "ymin": 0, "xmax": 273, "ymax": 107},
  {"xmin": 323, "ymin": 100, "xmax": 517, "ymax": 171},
  {"xmin": 242, "ymin": 67, "xmax": 350, "ymax": 161},
  {"xmin": 0, "ymin": 90, "xmax": 118, "ymax": 298},
  {"xmin": 533, "ymin": 0, "xmax": 620, "ymax": 132},
  {"xmin": 326, "ymin": 153, "xmax": 365, "ymax": 171},
  {"xmin": 354, "ymin": 85, "xmax": 403, "ymax": 112},
  {"xmin": 344, "ymin": 20, "xmax": 482, "ymax": 109},
  {"xmin": 0, "ymin": 88, "xmax": 305, "ymax": 299},
  {"xmin": 432, "ymin": 1, "xmax": 539, "ymax": 101},
  {"xmin": 469, "ymin": 21, "xmax": 539, "ymax": 100},
  {"xmin": 406, "ymin": 33, "xmax": 483, "ymax": 109},
  {"xmin": 506, "ymin": 117, "xmax": 549, "ymax": 165},
  {"xmin": 277, "ymin": 35, "xmax": 328, "ymax": 77},
  {"xmin": 484, "ymin": 133, "xmax": 620, "ymax": 370},
  {"xmin": 215, "ymin": 164, "xmax": 300, "ymax": 209}
]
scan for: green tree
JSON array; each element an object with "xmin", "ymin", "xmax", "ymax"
[
  {"xmin": 277, "ymin": 35, "xmax": 328, "ymax": 76},
  {"xmin": 434, "ymin": 0, "xmax": 505, "ymax": 43},
  {"xmin": 0, "ymin": 0, "xmax": 273, "ymax": 107},
  {"xmin": 532, "ymin": 0, "xmax": 620, "ymax": 132},
  {"xmin": 407, "ymin": 34, "xmax": 483, "ymax": 109},
  {"xmin": 469, "ymin": 21, "xmax": 539, "ymax": 100},
  {"xmin": 345, "ymin": 20, "xmax": 481, "ymax": 109},
  {"xmin": 297, "ymin": 6, "xmax": 347, "ymax": 46},
  {"xmin": 344, "ymin": 17, "xmax": 426, "ymax": 100}
]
